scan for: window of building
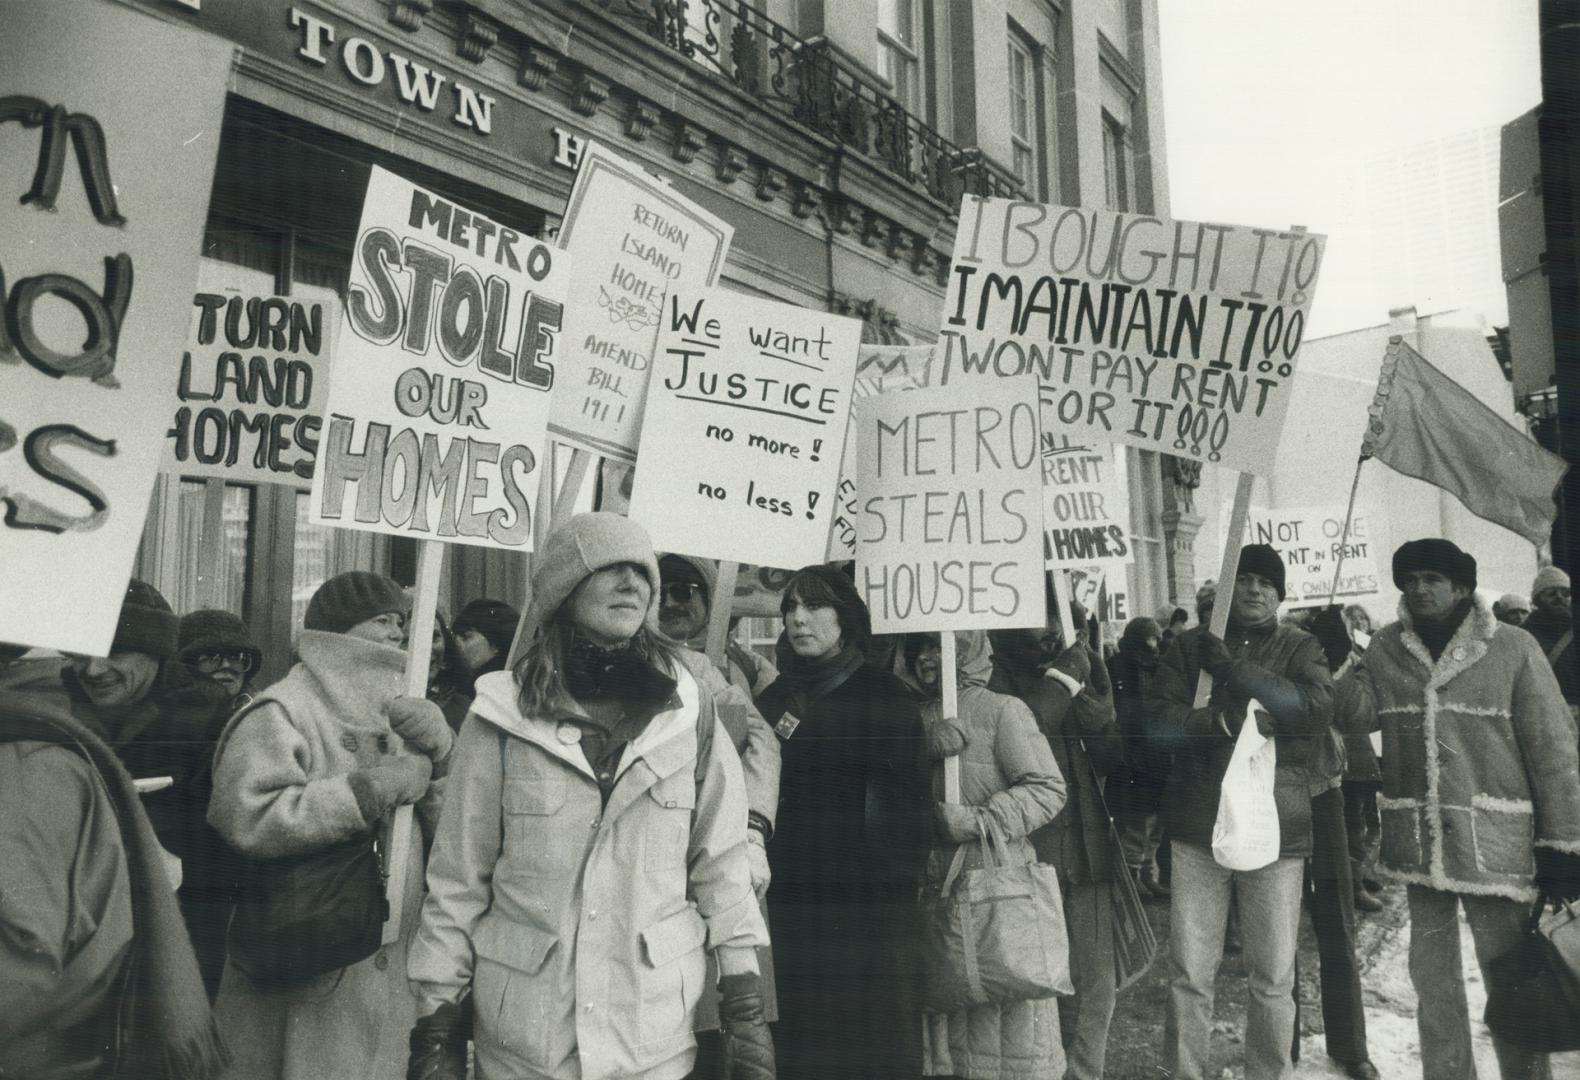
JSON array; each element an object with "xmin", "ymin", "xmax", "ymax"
[
  {"xmin": 1102, "ymin": 111, "xmax": 1130, "ymax": 211},
  {"xmin": 1125, "ymin": 447, "xmax": 1166, "ymax": 620},
  {"xmin": 878, "ymin": 0, "xmax": 923, "ymax": 112},
  {"xmin": 1006, "ymin": 22, "xmax": 1055, "ymax": 200}
]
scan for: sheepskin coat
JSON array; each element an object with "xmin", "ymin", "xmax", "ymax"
[{"xmin": 1338, "ymin": 594, "xmax": 1580, "ymax": 901}]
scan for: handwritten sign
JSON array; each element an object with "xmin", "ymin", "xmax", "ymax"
[
  {"xmin": 936, "ymin": 198, "xmax": 1325, "ymax": 473},
  {"xmin": 309, "ymin": 166, "xmax": 563, "ymax": 550},
  {"xmin": 629, "ymin": 291, "xmax": 859, "ymax": 567},
  {"xmin": 549, "ymin": 142, "xmax": 733, "ymax": 461},
  {"xmin": 854, "ymin": 377, "xmax": 1047, "ymax": 633},
  {"xmin": 1226, "ymin": 505, "xmax": 1382, "ymax": 605},
  {"xmin": 1041, "ymin": 435, "xmax": 1132, "ymax": 575},
  {"xmin": 162, "ymin": 261, "xmax": 335, "ymax": 488},
  {"xmin": 0, "ymin": 7, "xmax": 230, "ymax": 655}
]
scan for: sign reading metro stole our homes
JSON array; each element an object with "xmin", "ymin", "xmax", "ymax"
[
  {"xmin": 628, "ymin": 290, "xmax": 860, "ymax": 568},
  {"xmin": 548, "ymin": 142, "xmax": 734, "ymax": 462},
  {"xmin": 309, "ymin": 166, "xmax": 565, "ymax": 550},
  {"xmin": 0, "ymin": 5, "xmax": 231, "ymax": 655},
  {"xmin": 936, "ymin": 197, "xmax": 1326, "ymax": 474},
  {"xmin": 854, "ymin": 375, "xmax": 1048, "ymax": 634}
]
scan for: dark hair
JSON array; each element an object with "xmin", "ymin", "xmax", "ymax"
[
  {"xmin": 900, "ymin": 631, "xmax": 939, "ymax": 668},
  {"xmin": 1169, "ymin": 607, "xmax": 1189, "ymax": 626},
  {"xmin": 780, "ymin": 564, "xmax": 871, "ymax": 650},
  {"xmin": 1120, "ymin": 616, "xmax": 1162, "ymax": 653}
]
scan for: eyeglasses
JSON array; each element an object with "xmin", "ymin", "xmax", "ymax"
[
  {"xmin": 187, "ymin": 648, "xmax": 255, "ymax": 674},
  {"xmin": 661, "ymin": 582, "xmax": 703, "ymax": 605}
]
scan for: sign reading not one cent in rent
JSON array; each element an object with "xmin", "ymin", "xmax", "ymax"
[{"xmin": 1226, "ymin": 505, "xmax": 1382, "ymax": 606}]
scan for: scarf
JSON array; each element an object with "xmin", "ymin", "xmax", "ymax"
[
  {"xmin": 1415, "ymin": 596, "xmax": 1475, "ymax": 661},
  {"xmin": 0, "ymin": 702, "xmax": 228, "ymax": 1080},
  {"xmin": 771, "ymin": 637, "xmax": 866, "ymax": 715},
  {"xmin": 563, "ymin": 634, "xmax": 678, "ymax": 706}
]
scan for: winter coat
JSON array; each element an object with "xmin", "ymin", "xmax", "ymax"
[
  {"xmin": 1337, "ymin": 594, "xmax": 1580, "ymax": 901},
  {"xmin": 988, "ymin": 634, "xmax": 1121, "ymax": 886},
  {"xmin": 755, "ymin": 658, "xmax": 930, "ymax": 1080},
  {"xmin": 1147, "ymin": 619, "xmax": 1331, "ymax": 858},
  {"xmin": 1525, "ymin": 606, "xmax": 1578, "ymax": 707},
  {"xmin": 1105, "ymin": 646, "xmax": 1171, "ymax": 819},
  {"xmin": 207, "ymin": 631, "xmax": 436, "ymax": 1080},
  {"xmin": 920, "ymin": 632, "xmax": 1067, "ymax": 1080},
  {"xmin": 407, "ymin": 652, "xmax": 766, "ymax": 1080}
]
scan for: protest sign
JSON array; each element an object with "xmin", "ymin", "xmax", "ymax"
[
  {"xmin": 309, "ymin": 166, "xmax": 563, "ymax": 550},
  {"xmin": 854, "ymin": 376, "xmax": 1047, "ymax": 633},
  {"xmin": 549, "ymin": 142, "xmax": 734, "ymax": 461},
  {"xmin": 629, "ymin": 290, "xmax": 860, "ymax": 568},
  {"xmin": 1041, "ymin": 434, "xmax": 1132, "ymax": 576},
  {"xmin": 1226, "ymin": 505, "xmax": 1382, "ymax": 605},
  {"xmin": 936, "ymin": 198, "xmax": 1325, "ymax": 474},
  {"xmin": 0, "ymin": 7, "xmax": 230, "ymax": 655},
  {"xmin": 162, "ymin": 260, "xmax": 336, "ymax": 488}
]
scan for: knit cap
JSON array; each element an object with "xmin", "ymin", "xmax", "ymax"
[
  {"xmin": 524, "ymin": 513, "xmax": 661, "ymax": 643},
  {"xmin": 113, "ymin": 579, "xmax": 179, "ymax": 660},
  {"xmin": 1237, "ymin": 543, "xmax": 1287, "ymax": 601},
  {"xmin": 658, "ymin": 553, "xmax": 719, "ymax": 605},
  {"xmin": 304, "ymin": 571, "xmax": 409, "ymax": 634},
  {"xmin": 1392, "ymin": 538, "xmax": 1477, "ymax": 592},
  {"xmin": 178, "ymin": 609, "xmax": 262, "ymax": 672},
  {"xmin": 1532, "ymin": 565, "xmax": 1570, "ymax": 598},
  {"xmin": 453, "ymin": 598, "xmax": 520, "ymax": 652}
]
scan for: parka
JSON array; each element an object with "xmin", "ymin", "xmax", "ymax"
[
  {"xmin": 1337, "ymin": 594, "xmax": 1580, "ymax": 901},
  {"xmin": 407, "ymin": 652, "xmax": 766, "ymax": 1080},
  {"xmin": 920, "ymin": 632, "xmax": 1068, "ymax": 1080}
]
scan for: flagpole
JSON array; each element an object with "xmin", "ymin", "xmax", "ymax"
[{"xmin": 1325, "ymin": 457, "xmax": 1368, "ymax": 607}]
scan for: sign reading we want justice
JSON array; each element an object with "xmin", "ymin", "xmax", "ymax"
[{"xmin": 938, "ymin": 198, "xmax": 1326, "ymax": 474}]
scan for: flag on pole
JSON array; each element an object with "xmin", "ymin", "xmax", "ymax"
[{"xmin": 1362, "ymin": 336, "xmax": 1567, "ymax": 546}]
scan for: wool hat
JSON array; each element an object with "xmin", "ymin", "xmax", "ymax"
[
  {"xmin": 1532, "ymin": 565, "xmax": 1570, "ymax": 599},
  {"xmin": 658, "ymin": 553, "xmax": 719, "ymax": 605},
  {"xmin": 452, "ymin": 598, "xmax": 520, "ymax": 652},
  {"xmin": 1392, "ymin": 538, "xmax": 1478, "ymax": 592},
  {"xmin": 524, "ymin": 513, "xmax": 661, "ymax": 643},
  {"xmin": 177, "ymin": 609, "xmax": 262, "ymax": 673},
  {"xmin": 304, "ymin": 571, "xmax": 409, "ymax": 634},
  {"xmin": 113, "ymin": 579, "xmax": 179, "ymax": 660},
  {"xmin": 1237, "ymin": 543, "xmax": 1287, "ymax": 601},
  {"xmin": 1494, "ymin": 593, "xmax": 1531, "ymax": 617}
]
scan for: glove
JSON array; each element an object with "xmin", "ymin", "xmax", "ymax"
[
  {"xmin": 1536, "ymin": 846, "xmax": 1580, "ymax": 906},
  {"xmin": 388, "ymin": 696, "xmax": 454, "ymax": 762},
  {"xmin": 934, "ymin": 801, "xmax": 981, "ymax": 844},
  {"xmin": 1198, "ymin": 632, "xmax": 1235, "ymax": 680},
  {"xmin": 347, "ymin": 756, "xmax": 433, "ymax": 826},
  {"xmin": 407, "ymin": 998, "xmax": 470, "ymax": 1080},
  {"xmin": 746, "ymin": 829, "xmax": 771, "ymax": 900},
  {"xmin": 1050, "ymin": 642, "xmax": 1091, "ymax": 684},
  {"xmin": 718, "ymin": 973, "xmax": 776, "ymax": 1080}
]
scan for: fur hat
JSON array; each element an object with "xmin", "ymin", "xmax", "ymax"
[
  {"xmin": 113, "ymin": 579, "xmax": 179, "ymax": 660},
  {"xmin": 1237, "ymin": 543, "xmax": 1287, "ymax": 601},
  {"xmin": 304, "ymin": 571, "xmax": 409, "ymax": 634},
  {"xmin": 1532, "ymin": 565, "xmax": 1570, "ymax": 599},
  {"xmin": 524, "ymin": 513, "xmax": 661, "ymax": 643},
  {"xmin": 1392, "ymin": 538, "xmax": 1477, "ymax": 592},
  {"xmin": 452, "ymin": 598, "xmax": 520, "ymax": 652},
  {"xmin": 177, "ymin": 609, "xmax": 262, "ymax": 673}
]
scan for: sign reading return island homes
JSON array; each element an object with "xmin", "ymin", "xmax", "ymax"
[
  {"xmin": 309, "ymin": 166, "xmax": 564, "ymax": 550},
  {"xmin": 937, "ymin": 198, "xmax": 1326, "ymax": 474},
  {"xmin": 629, "ymin": 291, "xmax": 860, "ymax": 569}
]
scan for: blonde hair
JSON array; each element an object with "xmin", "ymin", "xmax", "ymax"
[{"xmin": 513, "ymin": 608, "xmax": 686, "ymax": 716}]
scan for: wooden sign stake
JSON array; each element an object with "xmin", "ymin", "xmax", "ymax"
[
  {"xmin": 940, "ymin": 629, "xmax": 961, "ymax": 804},
  {"xmin": 199, "ymin": 478, "xmax": 227, "ymax": 608},
  {"xmin": 704, "ymin": 560, "xmax": 740, "ymax": 670},
  {"xmin": 1196, "ymin": 471, "xmax": 1256, "ymax": 708}
]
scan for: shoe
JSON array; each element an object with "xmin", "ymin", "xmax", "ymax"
[
  {"xmin": 1340, "ymin": 1059, "xmax": 1380, "ymax": 1080},
  {"xmin": 1362, "ymin": 877, "xmax": 1384, "ymax": 894},
  {"xmin": 1141, "ymin": 868, "xmax": 1171, "ymax": 899},
  {"xmin": 1354, "ymin": 888, "xmax": 1384, "ymax": 913}
]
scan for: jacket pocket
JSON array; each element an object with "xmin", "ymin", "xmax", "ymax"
[
  {"xmin": 502, "ymin": 776, "xmax": 578, "ymax": 877},
  {"xmin": 1378, "ymin": 795, "xmax": 1424, "ymax": 871},
  {"xmin": 644, "ymin": 771, "xmax": 696, "ymax": 871},
  {"xmin": 1470, "ymin": 794, "xmax": 1536, "ymax": 877},
  {"xmin": 473, "ymin": 920, "xmax": 557, "ymax": 1061},
  {"xmin": 638, "ymin": 906, "xmax": 707, "ymax": 1046}
]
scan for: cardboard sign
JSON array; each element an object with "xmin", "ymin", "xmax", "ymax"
[
  {"xmin": 854, "ymin": 377, "xmax": 1047, "ymax": 633},
  {"xmin": 549, "ymin": 142, "xmax": 733, "ymax": 461},
  {"xmin": 1041, "ymin": 435, "xmax": 1132, "ymax": 575},
  {"xmin": 0, "ymin": 7, "xmax": 230, "ymax": 655},
  {"xmin": 936, "ymin": 198, "xmax": 1326, "ymax": 474},
  {"xmin": 1228, "ymin": 505, "xmax": 1382, "ymax": 605},
  {"xmin": 310, "ymin": 166, "xmax": 563, "ymax": 550},
  {"xmin": 162, "ymin": 260, "xmax": 336, "ymax": 488},
  {"xmin": 629, "ymin": 291, "xmax": 860, "ymax": 567}
]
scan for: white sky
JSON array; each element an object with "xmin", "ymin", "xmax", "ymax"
[{"xmin": 1157, "ymin": 0, "xmax": 1541, "ymax": 337}]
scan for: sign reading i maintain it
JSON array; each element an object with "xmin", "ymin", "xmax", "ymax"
[{"xmin": 936, "ymin": 197, "xmax": 1326, "ymax": 475}]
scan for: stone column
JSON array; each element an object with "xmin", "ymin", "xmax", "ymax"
[{"xmin": 1161, "ymin": 454, "xmax": 1205, "ymax": 608}]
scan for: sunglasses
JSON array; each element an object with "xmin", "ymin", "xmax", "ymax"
[
  {"xmin": 660, "ymin": 582, "xmax": 704, "ymax": 604},
  {"xmin": 187, "ymin": 648, "xmax": 255, "ymax": 675}
]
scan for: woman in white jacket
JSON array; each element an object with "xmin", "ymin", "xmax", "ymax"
[{"xmin": 406, "ymin": 513, "xmax": 773, "ymax": 1080}]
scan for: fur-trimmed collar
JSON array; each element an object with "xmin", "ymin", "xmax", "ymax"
[{"xmin": 1393, "ymin": 591, "xmax": 1498, "ymax": 690}]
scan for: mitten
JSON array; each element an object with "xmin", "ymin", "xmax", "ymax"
[
  {"xmin": 746, "ymin": 829, "xmax": 771, "ymax": 900},
  {"xmin": 388, "ymin": 696, "xmax": 454, "ymax": 762},
  {"xmin": 1051, "ymin": 642, "xmax": 1091, "ymax": 684},
  {"xmin": 934, "ymin": 801, "xmax": 980, "ymax": 844},
  {"xmin": 1536, "ymin": 846, "xmax": 1580, "ymax": 905},
  {"xmin": 1198, "ymin": 632, "xmax": 1234, "ymax": 680},
  {"xmin": 718, "ymin": 973, "xmax": 776, "ymax": 1080},
  {"xmin": 347, "ymin": 756, "xmax": 433, "ymax": 826},
  {"xmin": 407, "ymin": 999, "xmax": 470, "ymax": 1080}
]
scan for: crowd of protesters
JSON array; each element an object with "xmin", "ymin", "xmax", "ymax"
[{"xmin": 3, "ymin": 517, "xmax": 1579, "ymax": 1080}]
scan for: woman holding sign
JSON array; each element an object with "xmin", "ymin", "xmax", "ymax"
[{"xmin": 755, "ymin": 565, "xmax": 930, "ymax": 1080}]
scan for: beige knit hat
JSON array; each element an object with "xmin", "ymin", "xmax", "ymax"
[
  {"xmin": 523, "ymin": 513, "xmax": 661, "ymax": 643},
  {"xmin": 1532, "ymin": 564, "xmax": 1570, "ymax": 599}
]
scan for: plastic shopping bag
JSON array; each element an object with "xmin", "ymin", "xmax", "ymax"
[{"xmin": 1211, "ymin": 699, "xmax": 1280, "ymax": 871}]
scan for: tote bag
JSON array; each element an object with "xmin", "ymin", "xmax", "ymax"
[
  {"xmin": 1484, "ymin": 898, "xmax": 1580, "ymax": 1052},
  {"xmin": 1211, "ymin": 699, "xmax": 1280, "ymax": 871}
]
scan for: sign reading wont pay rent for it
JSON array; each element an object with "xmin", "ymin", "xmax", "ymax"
[{"xmin": 937, "ymin": 197, "xmax": 1325, "ymax": 474}]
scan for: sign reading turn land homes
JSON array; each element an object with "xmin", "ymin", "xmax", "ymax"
[
  {"xmin": 309, "ymin": 166, "xmax": 563, "ymax": 550},
  {"xmin": 0, "ymin": 6, "xmax": 231, "ymax": 655},
  {"xmin": 854, "ymin": 376, "xmax": 1047, "ymax": 634},
  {"xmin": 1225, "ymin": 505, "xmax": 1382, "ymax": 605},
  {"xmin": 549, "ymin": 142, "xmax": 734, "ymax": 461},
  {"xmin": 937, "ymin": 197, "xmax": 1326, "ymax": 474},
  {"xmin": 629, "ymin": 290, "xmax": 860, "ymax": 568}
]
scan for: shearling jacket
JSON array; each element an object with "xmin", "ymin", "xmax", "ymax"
[{"xmin": 1338, "ymin": 594, "xmax": 1580, "ymax": 901}]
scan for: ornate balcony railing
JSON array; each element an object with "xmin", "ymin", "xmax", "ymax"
[{"xmin": 584, "ymin": 0, "xmax": 1022, "ymax": 207}]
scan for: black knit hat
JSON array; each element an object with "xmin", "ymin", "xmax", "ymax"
[
  {"xmin": 178, "ymin": 609, "xmax": 262, "ymax": 673},
  {"xmin": 1392, "ymin": 538, "xmax": 1478, "ymax": 592},
  {"xmin": 1237, "ymin": 543, "xmax": 1287, "ymax": 601},
  {"xmin": 452, "ymin": 598, "xmax": 520, "ymax": 652},
  {"xmin": 113, "ymin": 579, "xmax": 179, "ymax": 660},
  {"xmin": 304, "ymin": 571, "xmax": 408, "ymax": 634}
]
